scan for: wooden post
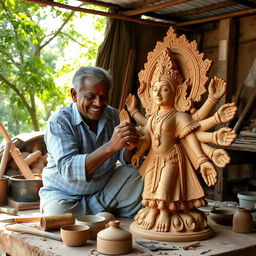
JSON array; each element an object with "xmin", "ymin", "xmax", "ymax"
[
  {"xmin": 214, "ymin": 19, "xmax": 236, "ymax": 200},
  {"xmin": 216, "ymin": 18, "xmax": 236, "ymax": 105},
  {"xmin": 118, "ymin": 49, "xmax": 136, "ymax": 111}
]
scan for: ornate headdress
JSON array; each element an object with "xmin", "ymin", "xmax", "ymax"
[
  {"xmin": 138, "ymin": 27, "xmax": 212, "ymax": 115},
  {"xmin": 151, "ymin": 48, "xmax": 183, "ymax": 90}
]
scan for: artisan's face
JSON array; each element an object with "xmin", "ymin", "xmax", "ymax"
[
  {"xmin": 152, "ymin": 81, "xmax": 174, "ymax": 106},
  {"xmin": 71, "ymin": 77, "xmax": 109, "ymax": 120}
]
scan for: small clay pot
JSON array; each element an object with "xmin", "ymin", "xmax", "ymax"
[
  {"xmin": 97, "ymin": 220, "xmax": 132, "ymax": 255},
  {"xmin": 75, "ymin": 215, "xmax": 106, "ymax": 239},
  {"xmin": 209, "ymin": 209, "xmax": 233, "ymax": 225},
  {"xmin": 232, "ymin": 207, "xmax": 253, "ymax": 233},
  {"xmin": 0, "ymin": 176, "xmax": 8, "ymax": 206},
  {"xmin": 60, "ymin": 224, "xmax": 90, "ymax": 246}
]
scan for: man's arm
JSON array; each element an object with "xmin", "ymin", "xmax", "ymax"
[{"xmin": 85, "ymin": 121, "xmax": 139, "ymax": 175}]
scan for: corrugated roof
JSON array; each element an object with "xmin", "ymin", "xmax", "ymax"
[
  {"xmin": 26, "ymin": 0, "xmax": 256, "ymax": 27},
  {"xmin": 96, "ymin": 0, "xmax": 256, "ymax": 24}
]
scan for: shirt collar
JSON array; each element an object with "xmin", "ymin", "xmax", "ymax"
[{"xmin": 72, "ymin": 103, "xmax": 112, "ymax": 126}]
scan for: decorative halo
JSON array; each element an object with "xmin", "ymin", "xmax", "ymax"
[{"xmin": 138, "ymin": 27, "xmax": 212, "ymax": 115}]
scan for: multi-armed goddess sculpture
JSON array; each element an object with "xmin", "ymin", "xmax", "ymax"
[{"xmin": 121, "ymin": 27, "xmax": 237, "ymax": 241}]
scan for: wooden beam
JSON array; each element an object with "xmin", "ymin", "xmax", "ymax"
[
  {"xmin": 125, "ymin": 0, "xmax": 162, "ymax": 9},
  {"xmin": 175, "ymin": 7, "xmax": 256, "ymax": 26},
  {"xmin": 24, "ymin": 0, "xmax": 170, "ymax": 27},
  {"xmin": 120, "ymin": 0, "xmax": 192, "ymax": 16},
  {"xmin": 142, "ymin": 11, "xmax": 183, "ymax": 23},
  {"xmin": 170, "ymin": 0, "xmax": 234, "ymax": 18},
  {"xmin": 79, "ymin": 0, "xmax": 117, "ymax": 9}
]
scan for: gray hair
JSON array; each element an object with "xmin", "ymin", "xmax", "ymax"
[{"xmin": 72, "ymin": 66, "xmax": 111, "ymax": 90}]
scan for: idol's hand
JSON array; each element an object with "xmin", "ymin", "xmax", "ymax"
[{"xmin": 200, "ymin": 162, "xmax": 217, "ymax": 186}]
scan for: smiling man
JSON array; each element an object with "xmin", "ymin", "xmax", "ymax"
[{"xmin": 39, "ymin": 66, "xmax": 143, "ymax": 217}]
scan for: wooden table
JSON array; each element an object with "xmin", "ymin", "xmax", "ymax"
[{"xmin": 0, "ymin": 209, "xmax": 256, "ymax": 256}]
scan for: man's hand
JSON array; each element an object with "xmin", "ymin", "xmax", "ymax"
[
  {"xmin": 208, "ymin": 76, "xmax": 226, "ymax": 100},
  {"xmin": 200, "ymin": 162, "xmax": 217, "ymax": 186},
  {"xmin": 108, "ymin": 122, "xmax": 139, "ymax": 152}
]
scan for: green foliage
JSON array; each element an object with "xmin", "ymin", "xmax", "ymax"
[{"xmin": 0, "ymin": 0, "xmax": 106, "ymax": 137}]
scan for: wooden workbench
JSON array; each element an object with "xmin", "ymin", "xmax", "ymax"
[{"xmin": 0, "ymin": 209, "xmax": 256, "ymax": 256}]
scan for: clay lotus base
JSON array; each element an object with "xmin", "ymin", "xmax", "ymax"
[
  {"xmin": 130, "ymin": 221, "xmax": 214, "ymax": 242},
  {"xmin": 130, "ymin": 209, "xmax": 214, "ymax": 242}
]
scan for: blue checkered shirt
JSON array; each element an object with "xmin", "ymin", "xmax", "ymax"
[{"xmin": 39, "ymin": 103, "xmax": 126, "ymax": 213}]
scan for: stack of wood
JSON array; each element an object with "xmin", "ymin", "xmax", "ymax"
[
  {"xmin": 0, "ymin": 130, "xmax": 47, "ymax": 177},
  {"xmin": 7, "ymin": 148, "xmax": 47, "ymax": 177}
]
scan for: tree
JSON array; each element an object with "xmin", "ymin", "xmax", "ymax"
[{"xmin": 0, "ymin": 0, "xmax": 106, "ymax": 136}]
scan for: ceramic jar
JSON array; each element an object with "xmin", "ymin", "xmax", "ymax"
[
  {"xmin": 97, "ymin": 220, "xmax": 132, "ymax": 255},
  {"xmin": 232, "ymin": 207, "xmax": 253, "ymax": 233},
  {"xmin": 0, "ymin": 176, "xmax": 8, "ymax": 206}
]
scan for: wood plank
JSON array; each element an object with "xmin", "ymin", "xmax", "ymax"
[
  {"xmin": 8, "ymin": 198, "xmax": 40, "ymax": 210},
  {"xmin": 1, "ymin": 214, "xmax": 256, "ymax": 255}
]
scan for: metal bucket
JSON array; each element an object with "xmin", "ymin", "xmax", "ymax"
[{"xmin": 10, "ymin": 174, "xmax": 42, "ymax": 202}]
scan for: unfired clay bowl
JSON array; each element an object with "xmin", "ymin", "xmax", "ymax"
[
  {"xmin": 96, "ymin": 212, "xmax": 115, "ymax": 227},
  {"xmin": 75, "ymin": 215, "xmax": 106, "ymax": 239},
  {"xmin": 209, "ymin": 209, "xmax": 234, "ymax": 225},
  {"xmin": 60, "ymin": 224, "xmax": 90, "ymax": 246}
]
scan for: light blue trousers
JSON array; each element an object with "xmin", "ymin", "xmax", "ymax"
[{"xmin": 42, "ymin": 165, "xmax": 143, "ymax": 218}]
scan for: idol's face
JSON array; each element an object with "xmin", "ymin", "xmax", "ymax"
[
  {"xmin": 71, "ymin": 77, "xmax": 109, "ymax": 120},
  {"xmin": 152, "ymin": 81, "xmax": 174, "ymax": 107}
]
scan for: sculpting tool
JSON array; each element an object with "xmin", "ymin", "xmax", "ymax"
[
  {"xmin": 0, "ymin": 216, "xmax": 41, "ymax": 223},
  {"xmin": 200, "ymin": 249, "xmax": 212, "ymax": 254},
  {"xmin": 0, "ymin": 206, "xmax": 18, "ymax": 215},
  {"xmin": 5, "ymin": 224, "xmax": 62, "ymax": 241},
  {"xmin": 136, "ymin": 240, "xmax": 178, "ymax": 252}
]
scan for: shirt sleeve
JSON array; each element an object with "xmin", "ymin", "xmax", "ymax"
[
  {"xmin": 118, "ymin": 148, "xmax": 126, "ymax": 165},
  {"xmin": 45, "ymin": 120, "xmax": 87, "ymax": 182}
]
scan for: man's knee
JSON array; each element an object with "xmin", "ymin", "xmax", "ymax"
[
  {"xmin": 116, "ymin": 164, "xmax": 141, "ymax": 178},
  {"xmin": 42, "ymin": 199, "xmax": 83, "ymax": 217}
]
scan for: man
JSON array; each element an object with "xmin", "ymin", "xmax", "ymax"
[{"xmin": 39, "ymin": 66, "xmax": 143, "ymax": 217}]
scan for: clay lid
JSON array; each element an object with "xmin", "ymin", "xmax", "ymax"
[{"xmin": 97, "ymin": 220, "xmax": 132, "ymax": 241}]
